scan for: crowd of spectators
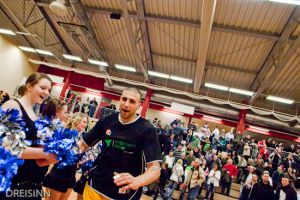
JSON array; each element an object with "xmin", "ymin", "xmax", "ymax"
[{"xmin": 147, "ymin": 117, "xmax": 300, "ymax": 200}]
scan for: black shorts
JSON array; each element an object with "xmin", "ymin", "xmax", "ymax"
[{"xmin": 42, "ymin": 173, "xmax": 75, "ymax": 193}]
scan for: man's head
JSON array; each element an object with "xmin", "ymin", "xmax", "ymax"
[
  {"xmin": 227, "ymin": 159, "xmax": 233, "ymax": 165},
  {"xmin": 262, "ymin": 171, "xmax": 270, "ymax": 184},
  {"xmin": 193, "ymin": 158, "xmax": 201, "ymax": 167},
  {"xmin": 281, "ymin": 175, "xmax": 290, "ymax": 187},
  {"xmin": 119, "ymin": 87, "xmax": 142, "ymax": 122},
  {"xmin": 252, "ymin": 174, "xmax": 258, "ymax": 183}
]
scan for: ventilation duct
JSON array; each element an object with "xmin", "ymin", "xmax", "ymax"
[{"xmin": 104, "ymin": 83, "xmax": 300, "ymax": 135}]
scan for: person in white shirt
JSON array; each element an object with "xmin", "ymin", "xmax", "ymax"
[
  {"xmin": 164, "ymin": 151, "xmax": 175, "ymax": 169},
  {"xmin": 205, "ymin": 164, "xmax": 221, "ymax": 200},
  {"xmin": 225, "ymin": 128, "xmax": 235, "ymax": 142},
  {"xmin": 211, "ymin": 126, "xmax": 220, "ymax": 149}
]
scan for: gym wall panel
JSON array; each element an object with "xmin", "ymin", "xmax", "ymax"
[{"xmin": 0, "ymin": 36, "xmax": 37, "ymax": 96}]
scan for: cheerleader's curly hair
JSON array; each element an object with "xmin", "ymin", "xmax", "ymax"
[{"xmin": 65, "ymin": 112, "xmax": 88, "ymax": 130}]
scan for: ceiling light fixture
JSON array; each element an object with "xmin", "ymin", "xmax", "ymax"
[
  {"xmin": 268, "ymin": 0, "xmax": 300, "ymax": 6},
  {"xmin": 15, "ymin": 31, "xmax": 37, "ymax": 37},
  {"xmin": 205, "ymin": 82, "xmax": 228, "ymax": 91},
  {"xmin": 170, "ymin": 75, "xmax": 193, "ymax": 84},
  {"xmin": 148, "ymin": 71, "xmax": 169, "ymax": 79},
  {"xmin": 49, "ymin": 0, "xmax": 68, "ymax": 16},
  {"xmin": 63, "ymin": 54, "xmax": 83, "ymax": 62},
  {"xmin": 88, "ymin": 59, "xmax": 108, "ymax": 67},
  {"xmin": 0, "ymin": 28, "xmax": 16, "ymax": 35},
  {"xmin": 229, "ymin": 88, "xmax": 254, "ymax": 96},
  {"xmin": 115, "ymin": 64, "xmax": 136, "ymax": 72},
  {"xmin": 36, "ymin": 49, "xmax": 54, "ymax": 56},
  {"xmin": 266, "ymin": 95, "xmax": 294, "ymax": 104},
  {"xmin": 18, "ymin": 46, "xmax": 36, "ymax": 52}
]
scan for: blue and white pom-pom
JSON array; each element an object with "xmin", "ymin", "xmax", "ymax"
[
  {"xmin": 35, "ymin": 117, "xmax": 64, "ymax": 144},
  {"xmin": 0, "ymin": 107, "xmax": 27, "ymax": 192},
  {"xmin": 0, "ymin": 147, "xmax": 24, "ymax": 192},
  {"xmin": 43, "ymin": 128, "xmax": 80, "ymax": 168},
  {"xmin": 36, "ymin": 117, "xmax": 81, "ymax": 169},
  {"xmin": 0, "ymin": 107, "xmax": 27, "ymax": 156}
]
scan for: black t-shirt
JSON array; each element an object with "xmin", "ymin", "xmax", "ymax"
[{"xmin": 83, "ymin": 113, "xmax": 161, "ymax": 200}]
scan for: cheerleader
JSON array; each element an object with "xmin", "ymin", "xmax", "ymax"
[
  {"xmin": 2, "ymin": 72, "xmax": 57, "ymax": 200},
  {"xmin": 43, "ymin": 112, "xmax": 88, "ymax": 200}
]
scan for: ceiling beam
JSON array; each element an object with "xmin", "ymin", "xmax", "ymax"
[
  {"xmin": 69, "ymin": 0, "xmax": 113, "ymax": 86},
  {"xmin": 193, "ymin": 0, "xmax": 217, "ymax": 93},
  {"xmin": 249, "ymin": 8, "xmax": 300, "ymax": 103},
  {"xmin": 206, "ymin": 62, "xmax": 258, "ymax": 74},
  {"xmin": 120, "ymin": 0, "xmax": 149, "ymax": 81},
  {"xmin": 0, "ymin": 0, "xmax": 61, "ymax": 61},
  {"xmin": 152, "ymin": 52, "xmax": 258, "ymax": 74},
  {"xmin": 34, "ymin": 4, "xmax": 71, "ymax": 54},
  {"xmin": 35, "ymin": 1, "xmax": 281, "ymax": 41},
  {"xmin": 136, "ymin": 0, "xmax": 153, "ymax": 71}
]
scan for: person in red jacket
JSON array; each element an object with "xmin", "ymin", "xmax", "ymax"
[{"xmin": 221, "ymin": 159, "xmax": 237, "ymax": 196}]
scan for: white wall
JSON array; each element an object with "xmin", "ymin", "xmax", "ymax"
[{"xmin": 0, "ymin": 36, "xmax": 38, "ymax": 96}]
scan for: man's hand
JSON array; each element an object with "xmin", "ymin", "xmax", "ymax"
[{"xmin": 113, "ymin": 172, "xmax": 141, "ymax": 191}]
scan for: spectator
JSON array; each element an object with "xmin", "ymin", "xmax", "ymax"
[
  {"xmin": 184, "ymin": 158, "xmax": 205, "ymax": 200},
  {"xmin": 221, "ymin": 159, "xmax": 238, "ymax": 196},
  {"xmin": 205, "ymin": 164, "xmax": 221, "ymax": 200},
  {"xmin": 252, "ymin": 171, "xmax": 275, "ymax": 200},
  {"xmin": 186, "ymin": 151, "xmax": 196, "ymax": 166},
  {"xmin": 163, "ymin": 151, "xmax": 175, "ymax": 170},
  {"xmin": 166, "ymin": 159, "xmax": 184, "ymax": 199},
  {"xmin": 277, "ymin": 174, "xmax": 297, "ymax": 200}
]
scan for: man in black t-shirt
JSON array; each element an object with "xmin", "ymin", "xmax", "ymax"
[{"xmin": 78, "ymin": 87, "xmax": 161, "ymax": 200}]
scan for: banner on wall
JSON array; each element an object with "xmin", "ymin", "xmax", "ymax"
[{"xmin": 171, "ymin": 102, "xmax": 195, "ymax": 115}]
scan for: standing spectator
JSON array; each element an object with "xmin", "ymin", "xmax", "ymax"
[
  {"xmin": 277, "ymin": 174, "xmax": 298, "ymax": 200},
  {"xmin": 272, "ymin": 165, "xmax": 284, "ymax": 190},
  {"xmin": 240, "ymin": 173, "xmax": 259, "ymax": 200},
  {"xmin": 286, "ymin": 144, "xmax": 296, "ymax": 153},
  {"xmin": 89, "ymin": 97, "xmax": 98, "ymax": 117},
  {"xmin": 211, "ymin": 126, "xmax": 220, "ymax": 149},
  {"xmin": 269, "ymin": 148, "xmax": 281, "ymax": 171},
  {"xmin": 251, "ymin": 171, "xmax": 275, "ymax": 200},
  {"xmin": 186, "ymin": 151, "xmax": 196, "ymax": 166},
  {"xmin": 221, "ymin": 159, "xmax": 238, "ymax": 196},
  {"xmin": 205, "ymin": 164, "xmax": 221, "ymax": 200},
  {"xmin": 243, "ymin": 143, "xmax": 251, "ymax": 161},
  {"xmin": 163, "ymin": 151, "xmax": 175, "ymax": 170},
  {"xmin": 153, "ymin": 163, "xmax": 170, "ymax": 200},
  {"xmin": 283, "ymin": 153, "xmax": 296, "ymax": 169},
  {"xmin": 285, "ymin": 167, "xmax": 297, "ymax": 188},
  {"xmin": 174, "ymin": 145, "xmax": 183, "ymax": 163},
  {"xmin": 166, "ymin": 159, "xmax": 184, "ymax": 199},
  {"xmin": 264, "ymin": 162, "xmax": 275, "ymax": 176},
  {"xmin": 188, "ymin": 121, "xmax": 198, "ymax": 132},
  {"xmin": 164, "ymin": 133, "xmax": 176, "ymax": 155},
  {"xmin": 225, "ymin": 128, "xmax": 235, "ymax": 143},
  {"xmin": 184, "ymin": 158, "xmax": 206, "ymax": 200}
]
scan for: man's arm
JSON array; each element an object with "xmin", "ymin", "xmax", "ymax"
[{"xmin": 114, "ymin": 161, "xmax": 161, "ymax": 191}]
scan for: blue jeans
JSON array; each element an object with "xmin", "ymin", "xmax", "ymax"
[
  {"xmin": 187, "ymin": 185, "xmax": 200, "ymax": 200},
  {"xmin": 166, "ymin": 181, "xmax": 178, "ymax": 199},
  {"xmin": 205, "ymin": 183, "xmax": 216, "ymax": 200}
]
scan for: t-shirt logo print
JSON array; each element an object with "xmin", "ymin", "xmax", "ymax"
[{"xmin": 106, "ymin": 129, "xmax": 112, "ymax": 136}]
